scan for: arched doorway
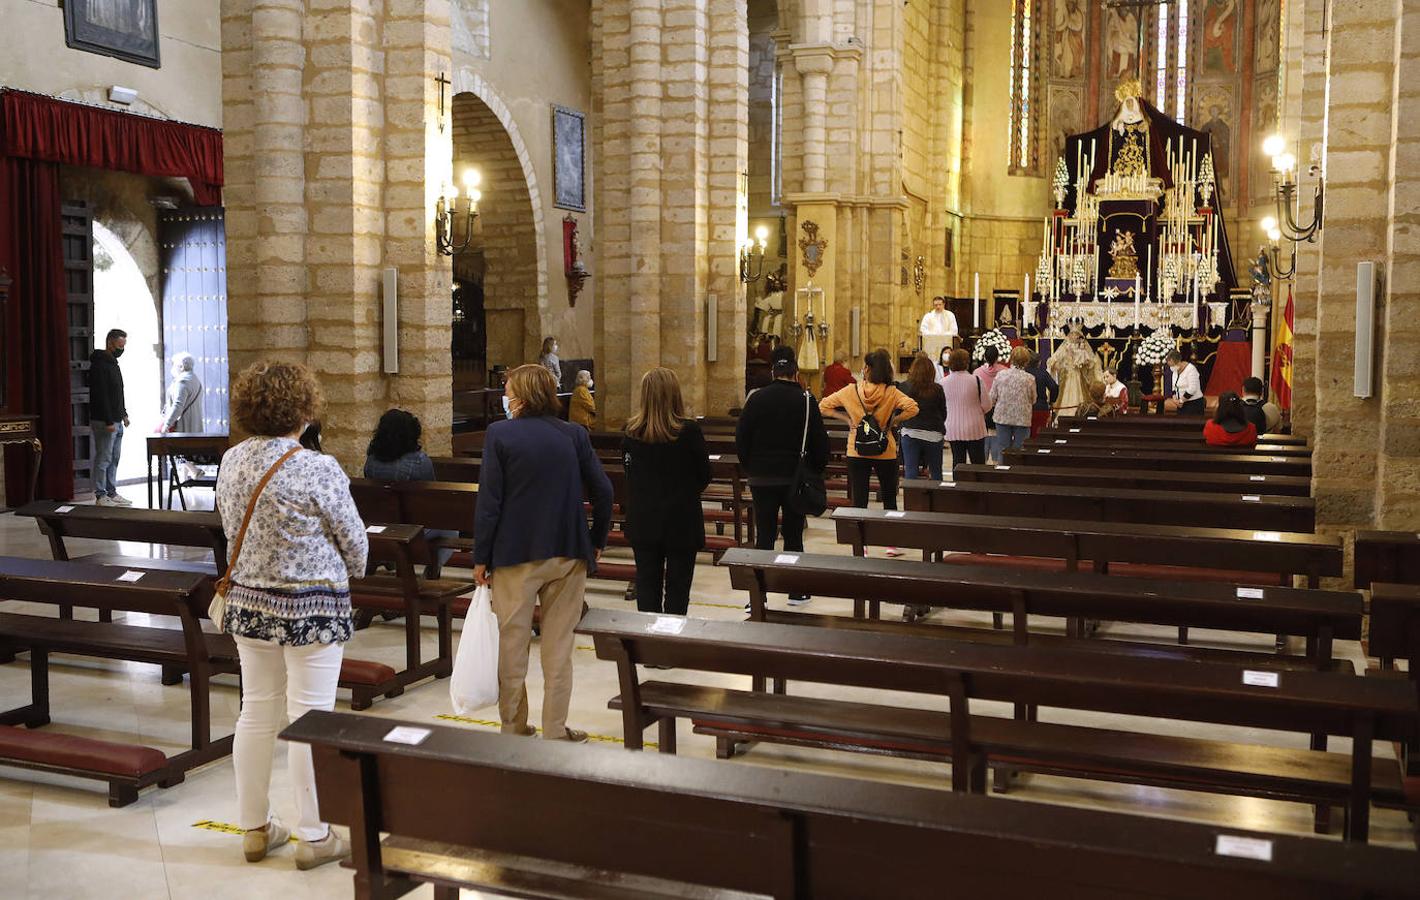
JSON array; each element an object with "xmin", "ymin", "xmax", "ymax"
[
  {"xmin": 91, "ymin": 220, "xmax": 160, "ymax": 487},
  {"xmin": 451, "ymin": 90, "xmax": 544, "ymax": 389}
]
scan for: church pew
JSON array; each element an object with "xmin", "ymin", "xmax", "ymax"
[
  {"xmin": 954, "ymin": 462, "xmax": 1312, "ymax": 497},
  {"xmin": 902, "ymin": 479, "xmax": 1315, "ymax": 533},
  {"xmin": 580, "ymin": 609, "xmax": 1415, "ymax": 842},
  {"xmin": 14, "ymin": 503, "xmax": 401, "ymax": 704},
  {"xmin": 1000, "ymin": 446, "xmax": 1312, "ymax": 477},
  {"xmin": 1045, "ymin": 422, "xmax": 1308, "ymax": 446},
  {"xmin": 0, "ymin": 557, "xmax": 234, "ymax": 803},
  {"xmin": 1054, "ymin": 415, "xmax": 1306, "ymax": 445},
  {"xmin": 1024, "ymin": 435, "xmax": 1311, "ymax": 458},
  {"xmin": 1366, "ymin": 582, "xmax": 1420, "ymax": 846},
  {"xmin": 832, "ymin": 507, "xmax": 1342, "ymax": 590},
  {"xmin": 1354, "ymin": 531, "xmax": 1420, "ymax": 591},
  {"xmin": 723, "ymin": 548, "xmax": 1358, "ymax": 671},
  {"xmin": 284, "ymin": 709, "xmax": 1420, "ymax": 899}
]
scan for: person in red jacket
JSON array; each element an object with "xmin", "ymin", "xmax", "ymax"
[
  {"xmin": 822, "ymin": 350, "xmax": 856, "ymax": 396},
  {"xmin": 1203, "ymin": 392, "xmax": 1258, "ymax": 447}
]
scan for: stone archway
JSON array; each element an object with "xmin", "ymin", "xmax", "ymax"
[{"xmin": 451, "ymin": 73, "xmax": 548, "ymax": 379}]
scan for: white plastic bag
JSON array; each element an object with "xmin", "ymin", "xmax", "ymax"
[{"xmin": 450, "ymin": 585, "xmax": 500, "ymax": 714}]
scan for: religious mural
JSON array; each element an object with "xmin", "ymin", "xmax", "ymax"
[
  {"xmin": 1201, "ymin": 0, "xmax": 1240, "ymax": 75},
  {"xmin": 1256, "ymin": 0, "xmax": 1281, "ymax": 72},
  {"xmin": 1049, "ymin": 83, "xmax": 1085, "ymax": 175},
  {"xmin": 1052, "ymin": 0, "xmax": 1087, "ymax": 80},
  {"xmin": 1195, "ymin": 86, "xmax": 1235, "ymax": 204},
  {"xmin": 1103, "ymin": 7, "xmax": 1140, "ymax": 82}
]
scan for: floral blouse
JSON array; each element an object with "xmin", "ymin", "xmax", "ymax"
[{"xmin": 216, "ymin": 437, "xmax": 368, "ymax": 646}]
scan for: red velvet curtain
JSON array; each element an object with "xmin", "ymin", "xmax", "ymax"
[
  {"xmin": 1, "ymin": 157, "xmax": 71, "ymax": 501},
  {"xmin": 0, "ymin": 90, "xmax": 223, "ymax": 205}
]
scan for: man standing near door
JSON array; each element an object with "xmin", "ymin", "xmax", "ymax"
[{"xmin": 90, "ymin": 328, "xmax": 131, "ymax": 506}]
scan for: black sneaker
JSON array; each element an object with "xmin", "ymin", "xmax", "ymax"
[{"xmin": 786, "ymin": 594, "xmax": 811, "ymax": 608}]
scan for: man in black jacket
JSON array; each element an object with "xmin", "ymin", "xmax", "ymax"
[
  {"xmin": 735, "ymin": 346, "xmax": 829, "ymax": 608},
  {"xmin": 90, "ymin": 329, "xmax": 131, "ymax": 506}
]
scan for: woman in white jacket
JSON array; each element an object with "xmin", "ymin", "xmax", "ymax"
[{"xmin": 161, "ymin": 352, "xmax": 205, "ymax": 433}]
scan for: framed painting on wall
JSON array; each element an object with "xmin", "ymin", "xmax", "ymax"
[
  {"xmin": 64, "ymin": 0, "xmax": 161, "ymax": 68},
  {"xmin": 552, "ymin": 105, "xmax": 586, "ymax": 212}
]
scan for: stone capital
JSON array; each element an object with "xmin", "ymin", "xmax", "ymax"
[{"xmin": 786, "ymin": 41, "xmax": 861, "ymax": 75}]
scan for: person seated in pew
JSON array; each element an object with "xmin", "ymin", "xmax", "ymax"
[
  {"xmin": 822, "ymin": 349, "xmax": 857, "ymax": 396},
  {"xmin": 1075, "ymin": 381, "xmax": 1112, "ymax": 419},
  {"xmin": 1101, "ymin": 367, "xmax": 1130, "ymax": 415},
  {"xmin": 568, "ymin": 369, "xmax": 597, "ymax": 429},
  {"xmin": 363, "ymin": 408, "xmax": 455, "ymax": 575},
  {"xmin": 218, "ymin": 361, "xmax": 369, "ymax": 870},
  {"xmin": 1240, "ymin": 376, "xmax": 1280, "ymax": 434},
  {"xmin": 622, "ymin": 368, "xmax": 712, "ymax": 616},
  {"xmin": 474, "ymin": 364, "xmax": 613, "ymax": 744},
  {"xmin": 1163, "ymin": 350, "xmax": 1206, "ymax": 415},
  {"xmin": 1203, "ymin": 392, "xmax": 1259, "ymax": 447},
  {"xmin": 736, "ymin": 346, "xmax": 829, "ymax": 609}
]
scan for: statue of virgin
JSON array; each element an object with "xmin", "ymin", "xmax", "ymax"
[{"xmin": 1047, "ymin": 325, "xmax": 1104, "ymax": 415}]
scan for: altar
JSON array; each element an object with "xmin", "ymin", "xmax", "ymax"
[{"xmin": 1028, "ymin": 78, "xmax": 1238, "ymax": 341}]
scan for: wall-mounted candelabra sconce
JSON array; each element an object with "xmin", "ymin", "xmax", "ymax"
[
  {"xmin": 740, "ymin": 225, "xmax": 769, "ymax": 284},
  {"xmin": 1259, "ymin": 216, "xmax": 1296, "ymax": 280},
  {"xmin": 1263, "ymin": 134, "xmax": 1324, "ymax": 244},
  {"xmin": 436, "ymin": 168, "xmax": 481, "ymax": 256}
]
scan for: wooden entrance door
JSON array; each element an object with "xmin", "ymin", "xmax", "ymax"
[{"xmin": 62, "ymin": 202, "xmax": 95, "ymax": 496}]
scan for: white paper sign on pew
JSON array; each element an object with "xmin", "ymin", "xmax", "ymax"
[
  {"xmin": 1236, "ymin": 587, "xmax": 1265, "ymax": 600},
  {"xmin": 55, "ymin": 505, "xmax": 74, "ymax": 514},
  {"xmin": 383, "ymin": 726, "xmax": 431, "ymax": 746},
  {"xmin": 774, "ymin": 554, "xmax": 799, "ymax": 565},
  {"xmin": 1214, "ymin": 834, "xmax": 1274, "ymax": 862},
  {"xmin": 1242, "ymin": 670, "xmax": 1280, "ymax": 688},
  {"xmin": 116, "ymin": 571, "xmax": 145, "ymax": 583},
  {"xmin": 649, "ymin": 616, "xmax": 686, "ymax": 635}
]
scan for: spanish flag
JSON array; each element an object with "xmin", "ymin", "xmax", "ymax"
[{"xmin": 1270, "ymin": 288, "xmax": 1294, "ymax": 410}]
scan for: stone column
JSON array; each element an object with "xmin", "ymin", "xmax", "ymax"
[{"xmin": 794, "ymin": 48, "xmax": 834, "ymax": 194}]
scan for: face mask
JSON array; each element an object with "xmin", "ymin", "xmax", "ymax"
[{"xmin": 112, "ymin": 347, "xmax": 125, "ymax": 358}]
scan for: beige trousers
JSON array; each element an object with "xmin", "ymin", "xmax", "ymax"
[{"xmin": 489, "ymin": 556, "xmax": 587, "ymax": 739}]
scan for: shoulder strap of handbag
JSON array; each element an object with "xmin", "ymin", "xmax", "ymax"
[
  {"xmin": 217, "ymin": 445, "xmax": 301, "ymax": 594},
  {"xmin": 799, "ymin": 391, "xmax": 811, "ymax": 458}
]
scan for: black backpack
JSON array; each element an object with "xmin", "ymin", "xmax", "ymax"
[{"xmin": 852, "ymin": 384, "xmax": 890, "ymax": 456}]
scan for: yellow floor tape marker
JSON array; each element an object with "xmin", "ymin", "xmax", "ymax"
[
  {"xmin": 192, "ymin": 819, "xmax": 296, "ymax": 842},
  {"xmin": 432, "ymin": 713, "xmax": 655, "ymax": 750}
]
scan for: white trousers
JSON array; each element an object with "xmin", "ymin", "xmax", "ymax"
[{"xmin": 233, "ymin": 636, "xmax": 344, "ymax": 841}]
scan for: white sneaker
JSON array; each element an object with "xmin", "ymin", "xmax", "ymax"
[
  {"xmin": 885, "ymin": 547, "xmax": 905, "ymax": 558},
  {"xmin": 243, "ymin": 820, "xmax": 290, "ymax": 863},
  {"xmin": 295, "ymin": 830, "xmax": 350, "ymax": 870},
  {"xmin": 786, "ymin": 594, "xmax": 811, "ymax": 608},
  {"xmin": 110, "ymin": 495, "xmax": 134, "ymax": 507},
  {"xmin": 94, "ymin": 496, "xmax": 115, "ymax": 507}
]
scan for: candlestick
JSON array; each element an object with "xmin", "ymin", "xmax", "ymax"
[{"xmin": 973, "ymin": 273, "xmax": 980, "ymax": 328}]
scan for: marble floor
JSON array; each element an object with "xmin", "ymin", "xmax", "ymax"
[{"xmin": 0, "ymin": 482, "xmax": 1412, "ymax": 899}]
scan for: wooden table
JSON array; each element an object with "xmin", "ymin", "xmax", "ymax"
[
  {"xmin": 145, "ymin": 433, "xmax": 229, "ymax": 510},
  {"xmin": 0, "ymin": 414, "xmax": 41, "ymax": 508}
]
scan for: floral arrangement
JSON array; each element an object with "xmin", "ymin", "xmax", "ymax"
[
  {"xmin": 1134, "ymin": 330, "xmax": 1176, "ymax": 367},
  {"xmin": 970, "ymin": 328, "xmax": 1013, "ymax": 366}
]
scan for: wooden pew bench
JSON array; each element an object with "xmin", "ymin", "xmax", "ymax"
[
  {"xmin": 0, "ymin": 558, "xmax": 233, "ymax": 804},
  {"xmin": 1355, "ymin": 531, "xmax": 1420, "ymax": 591},
  {"xmin": 722, "ymin": 548, "xmax": 1360, "ymax": 675},
  {"xmin": 580, "ymin": 609, "xmax": 1416, "ymax": 841},
  {"xmin": 1045, "ymin": 420, "xmax": 1308, "ymax": 446},
  {"xmin": 283, "ymin": 709, "xmax": 1420, "ymax": 899},
  {"xmin": 15, "ymin": 504, "xmax": 400, "ymax": 704},
  {"xmin": 1001, "ymin": 446, "xmax": 1312, "ymax": 477},
  {"xmin": 903, "ymin": 480, "xmax": 1316, "ymax": 533},
  {"xmin": 832, "ymin": 508, "xmax": 1342, "ymax": 591},
  {"xmin": 954, "ymin": 462, "xmax": 1313, "ymax": 497},
  {"xmin": 1368, "ymin": 582, "xmax": 1420, "ymax": 845},
  {"xmin": 1024, "ymin": 435, "xmax": 1311, "ymax": 458},
  {"xmin": 347, "ymin": 522, "xmax": 466, "ymax": 710}
]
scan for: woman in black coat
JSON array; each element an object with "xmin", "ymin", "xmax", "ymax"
[{"xmin": 622, "ymin": 367, "xmax": 712, "ymax": 615}]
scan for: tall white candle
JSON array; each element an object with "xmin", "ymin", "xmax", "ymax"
[
  {"xmin": 973, "ymin": 273, "xmax": 980, "ymax": 328},
  {"xmin": 1145, "ymin": 244, "xmax": 1153, "ymax": 300}
]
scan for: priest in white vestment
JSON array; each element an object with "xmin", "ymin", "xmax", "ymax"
[{"xmin": 920, "ymin": 297, "xmax": 958, "ymax": 377}]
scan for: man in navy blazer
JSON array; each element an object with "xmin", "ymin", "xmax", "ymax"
[{"xmin": 473, "ymin": 364, "xmax": 613, "ymax": 743}]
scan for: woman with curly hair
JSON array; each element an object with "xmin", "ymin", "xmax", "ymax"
[{"xmin": 218, "ymin": 361, "xmax": 367, "ymax": 871}]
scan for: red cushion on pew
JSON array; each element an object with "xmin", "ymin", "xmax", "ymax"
[
  {"xmin": 447, "ymin": 551, "xmax": 473, "ymax": 568},
  {"xmin": 593, "ymin": 562, "xmax": 636, "ymax": 582},
  {"xmin": 1404, "ymin": 775, "xmax": 1420, "ymax": 806},
  {"xmin": 0, "ymin": 725, "xmax": 166, "ymax": 777},
  {"xmin": 339, "ymin": 658, "xmax": 398, "ymax": 686}
]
